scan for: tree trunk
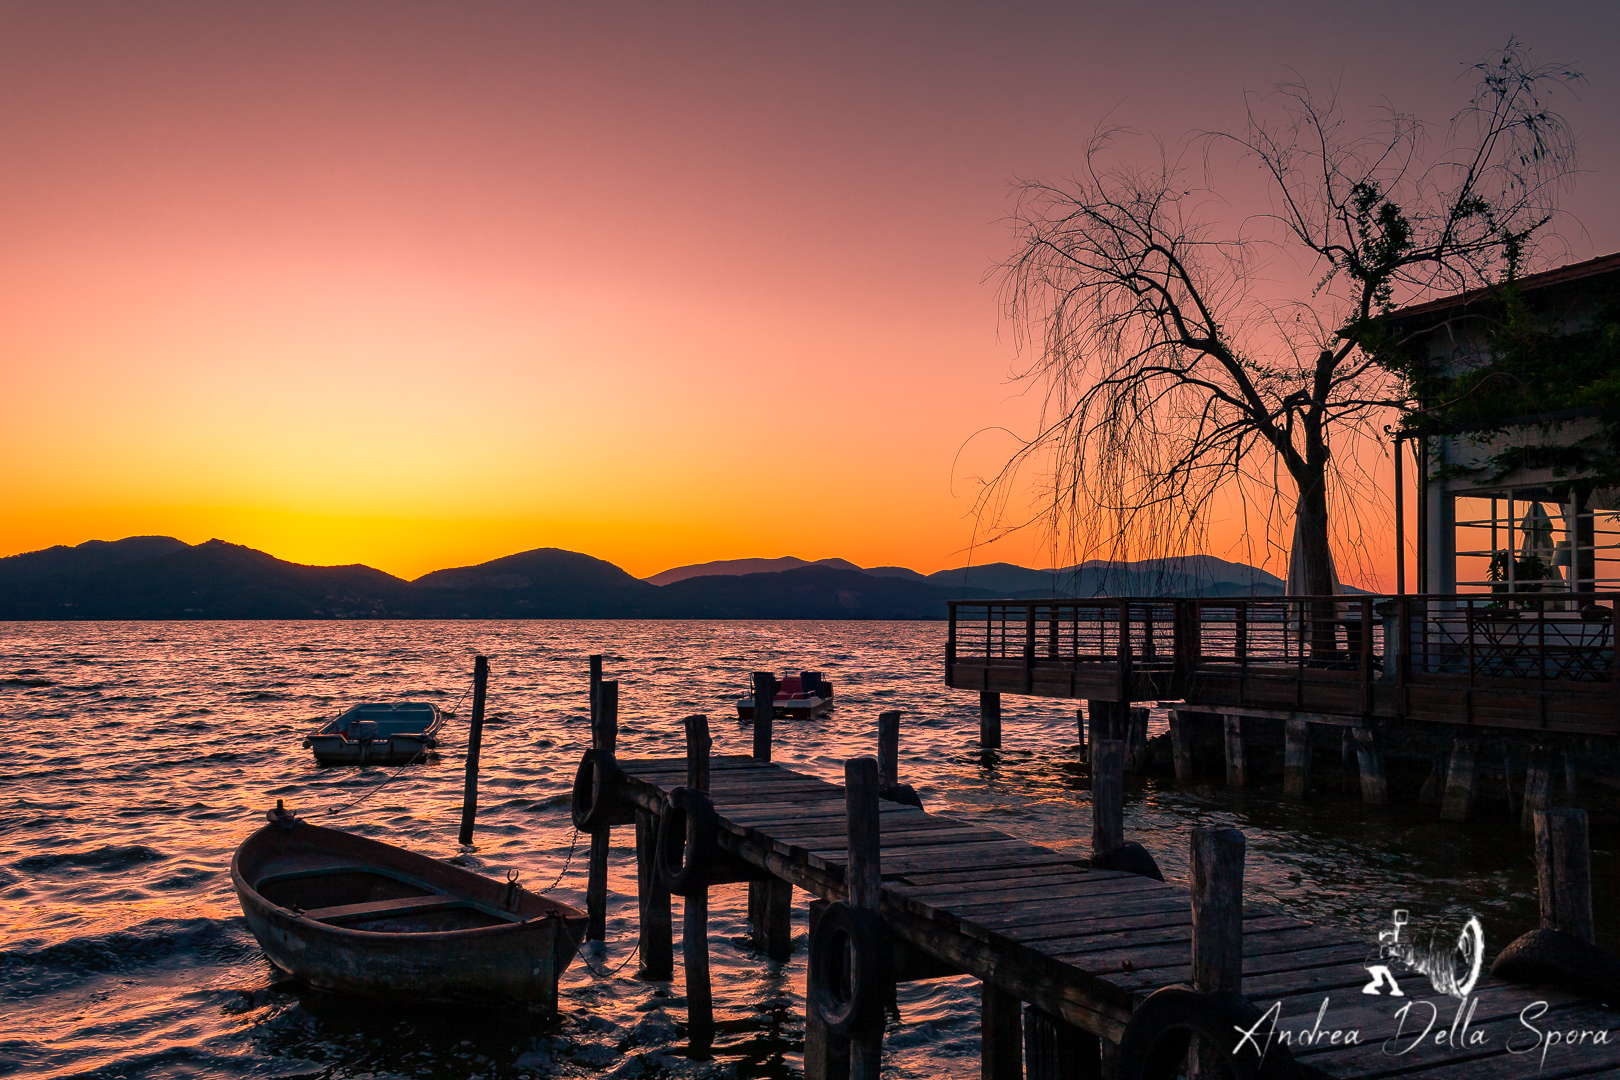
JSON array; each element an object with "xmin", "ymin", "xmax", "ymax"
[{"xmin": 1294, "ymin": 462, "xmax": 1338, "ymax": 660}]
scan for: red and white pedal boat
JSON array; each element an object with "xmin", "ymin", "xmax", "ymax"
[{"xmin": 735, "ymin": 671, "xmax": 834, "ymax": 720}]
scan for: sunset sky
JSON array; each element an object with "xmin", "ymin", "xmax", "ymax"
[{"xmin": 4, "ymin": 2, "xmax": 1617, "ymax": 583}]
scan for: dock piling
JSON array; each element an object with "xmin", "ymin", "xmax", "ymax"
[
  {"xmin": 588, "ymin": 653, "xmax": 602, "ymax": 725},
  {"xmin": 1534, "ymin": 808, "xmax": 1595, "ymax": 945},
  {"xmin": 635, "ymin": 806, "xmax": 674, "ymax": 978},
  {"xmin": 1222, "ymin": 715, "xmax": 1246, "ymax": 787},
  {"xmin": 746, "ymin": 673, "xmax": 792, "ymax": 959},
  {"xmin": 981, "ymin": 984, "xmax": 1022, "ymax": 1080},
  {"xmin": 1283, "ymin": 720, "xmax": 1310, "ymax": 801},
  {"xmin": 585, "ymin": 680, "xmax": 619, "ymax": 940},
  {"xmin": 682, "ymin": 713, "xmax": 714, "ymax": 1049},
  {"xmin": 1523, "ymin": 746, "xmax": 1552, "ymax": 834},
  {"xmin": 1168, "ymin": 710, "xmax": 1195, "ymax": 782},
  {"xmin": 1439, "ymin": 737, "xmax": 1477, "ymax": 822},
  {"xmin": 1189, "ymin": 826, "xmax": 1245, "ymax": 1076},
  {"xmin": 805, "ymin": 900, "xmax": 852, "ymax": 1080},
  {"xmin": 878, "ymin": 710, "xmax": 901, "ymax": 788},
  {"xmin": 1190, "ymin": 826, "xmax": 1245, "ymax": 992},
  {"xmin": 1124, "ymin": 707, "xmax": 1149, "ymax": 775},
  {"xmin": 751, "ymin": 671, "xmax": 774, "ymax": 761},
  {"xmin": 845, "ymin": 756, "xmax": 885, "ymax": 1079},
  {"xmin": 456, "ymin": 655, "xmax": 490, "ymax": 847},
  {"xmin": 1090, "ymin": 739, "xmax": 1124, "ymax": 858},
  {"xmin": 979, "ymin": 691, "xmax": 1002, "ymax": 749},
  {"xmin": 1024, "ymin": 1005, "xmax": 1100, "ymax": 1080},
  {"xmin": 1352, "ymin": 726, "xmax": 1388, "ymax": 805}
]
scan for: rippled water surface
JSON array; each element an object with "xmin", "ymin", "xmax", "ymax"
[{"xmin": 1, "ymin": 620, "xmax": 1609, "ymax": 1080}]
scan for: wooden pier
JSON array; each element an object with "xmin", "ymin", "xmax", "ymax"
[
  {"xmin": 946, "ymin": 595, "xmax": 1619, "ymax": 737},
  {"xmin": 570, "ymin": 682, "xmax": 1620, "ymax": 1078}
]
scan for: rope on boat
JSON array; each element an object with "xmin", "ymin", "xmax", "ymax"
[{"xmin": 319, "ymin": 744, "xmax": 429, "ymax": 816}]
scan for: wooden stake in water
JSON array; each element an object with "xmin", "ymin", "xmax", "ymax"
[
  {"xmin": 845, "ymin": 756, "xmax": 883, "ymax": 1079},
  {"xmin": 457, "ymin": 655, "xmax": 490, "ymax": 846},
  {"xmin": 585, "ymin": 680, "xmax": 619, "ymax": 941},
  {"xmin": 683, "ymin": 713, "xmax": 714, "ymax": 1050},
  {"xmin": 752, "ymin": 671, "xmax": 774, "ymax": 762}
]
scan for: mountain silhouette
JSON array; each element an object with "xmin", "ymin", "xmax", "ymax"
[{"xmin": 0, "ymin": 536, "xmax": 1292, "ymax": 619}]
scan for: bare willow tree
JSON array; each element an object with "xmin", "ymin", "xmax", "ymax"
[{"xmin": 992, "ymin": 42, "xmax": 1580, "ymax": 598}]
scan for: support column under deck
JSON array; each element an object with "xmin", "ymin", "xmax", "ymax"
[
  {"xmin": 979, "ymin": 691, "xmax": 1002, "ymax": 750},
  {"xmin": 1223, "ymin": 716, "xmax": 1246, "ymax": 788},
  {"xmin": 1439, "ymin": 737, "xmax": 1477, "ymax": 823}
]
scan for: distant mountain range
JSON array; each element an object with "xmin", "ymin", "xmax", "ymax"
[{"xmin": 0, "ymin": 537, "xmax": 1286, "ymax": 620}]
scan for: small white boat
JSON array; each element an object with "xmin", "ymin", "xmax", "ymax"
[
  {"xmin": 736, "ymin": 672, "xmax": 834, "ymax": 721},
  {"xmin": 303, "ymin": 702, "xmax": 444, "ymax": 766}
]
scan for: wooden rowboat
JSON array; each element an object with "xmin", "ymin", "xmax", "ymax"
[{"xmin": 231, "ymin": 808, "xmax": 586, "ymax": 1012}]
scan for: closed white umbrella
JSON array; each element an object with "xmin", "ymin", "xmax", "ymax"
[{"xmin": 1286, "ymin": 515, "xmax": 1342, "ymax": 597}]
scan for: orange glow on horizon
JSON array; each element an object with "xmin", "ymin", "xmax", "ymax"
[{"xmin": 1, "ymin": 5, "xmax": 1613, "ymax": 593}]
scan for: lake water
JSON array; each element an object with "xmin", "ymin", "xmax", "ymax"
[{"xmin": 0, "ymin": 619, "xmax": 1607, "ymax": 1080}]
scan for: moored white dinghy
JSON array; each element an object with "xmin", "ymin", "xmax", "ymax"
[{"xmin": 303, "ymin": 702, "xmax": 444, "ymax": 766}]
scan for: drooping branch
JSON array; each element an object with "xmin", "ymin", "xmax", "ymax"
[{"xmin": 979, "ymin": 41, "xmax": 1580, "ymax": 594}]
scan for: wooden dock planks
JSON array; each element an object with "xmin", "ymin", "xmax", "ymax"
[{"xmin": 612, "ymin": 755, "xmax": 1620, "ymax": 1078}]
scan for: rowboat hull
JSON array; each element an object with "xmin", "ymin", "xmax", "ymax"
[{"xmin": 232, "ymin": 821, "xmax": 586, "ymax": 1012}]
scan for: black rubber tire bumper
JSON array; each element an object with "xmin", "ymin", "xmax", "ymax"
[
  {"xmin": 570, "ymin": 748, "xmax": 619, "ymax": 831},
  {"xmin": 656, "ymin": 785, "xmax": 718, "ymax": 896},
  {"xmin": 808, "ymin": 901, "xmax": 891, "ymax": 1036}
]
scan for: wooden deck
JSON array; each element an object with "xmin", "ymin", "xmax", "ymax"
[
  {"xmin": 606, "ymin": 754, "xmax": 1620, "ymax": 1078},
  {"xmin": 946, "ymin": 596, "xmax": 1620, "ymax": 736}
]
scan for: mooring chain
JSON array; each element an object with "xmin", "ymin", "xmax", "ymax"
[{"xmin": 537, "ymin": 825, "xmax": 582, "ymax": 894}]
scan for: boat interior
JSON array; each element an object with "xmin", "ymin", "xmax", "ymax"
[
  {"xmin": 312, "ymin": 702, "xmax": 438, "ymax": 739},
  {"xmin": 254, "ymin": 858, "xmax": 521, "ymax": 933}
]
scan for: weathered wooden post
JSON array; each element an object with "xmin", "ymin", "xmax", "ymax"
[
  {"xmin": 1024, "ymin": 1005, "xmax": 1100, "ymax": 1080},
  {"xmin": 1522, "ymin": 745, "xmax": 1552, "ymax": 834},
  {"xmin": 684, "ymin": 713, "xmax": 714, "ymax": 1048},
  {"xmin": 752, "ymin": 671, "xmax": 774, "ymax": 761},
  {"xmin": 1283, "ymin": 720, "xmax": 1310, "ymax": 801},
  {"xmin": 983, "ymin": 983, "xmax": 1022, "ymax": 1080},
  {"xmin": 980, "ymin": 691, "xmax": 1002, "ymax": 749},
  {"xmin": 635, "ymin": 799, "xmax": 674, "ymax": 978},
  {"xmin": 1091, "ymin": 739, "xmax": 1124, "ymax": 858},
  {"xmin": 1222, "ymin": 715, "xmax": 1246, "ymax": 788},
  {"xmin": 747, "ymin": 672, "xmax": 793, "ymax": 961},
  {"xmin": 589, "ymin": 653, "xmax": 603, "ymax": 724},
  {"xmin": 1123, "ymin": 707, "xmax": 1149, "ymax": 775},
  {"xmin": 1189, "ymin": 826, "xmax": 1245, "ymax": 1076},
  {"xmin": 878, "ymin": 710, "xmax": 901, "ymax": 788},
  {"xmin": 1352, "ymin": 726, "xmax": 1388, "ymax": 805},
  {"xmin": 585, "ymin": 680, "xmax": 619, "ymax": 940},
  {"xmin": 1168, "ymin": 710, "xmax": 1196, "ymax": 782},
  {"xmin": 457, "ymin": 655, "xmax": 490, "ymax": 846},
  {"xmin": 1075, "ymin": 709, "xmax": 1088, "ymax": 762},
  {"xmin": 846, "ymin": 756, "xmax": 885, "ymax": 1080},
  {"xmin": 1535, "ymin": 808, "xmax": 1595, "ymax": 944},
  {"xmin": 805, "ymin": 900, "xmax": 852, "ymax": 1080},
  {"xmin": 1439, "ymin": 736, "xmax": 1477, "ymax": 822}
]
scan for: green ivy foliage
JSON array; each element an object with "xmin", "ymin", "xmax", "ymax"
[{"xmin": 1381, "ymin": 282, "xmax": 1620, "ymax": 487}]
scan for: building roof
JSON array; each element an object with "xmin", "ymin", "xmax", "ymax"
[{"xmin": 1385, "ymin": 251, "xmax": 1620, "ymax": 325}]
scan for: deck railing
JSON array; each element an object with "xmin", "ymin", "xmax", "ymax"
[{"xmin": 946, "ymin": 592, "xmax": 1619, "ymax": 704}]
